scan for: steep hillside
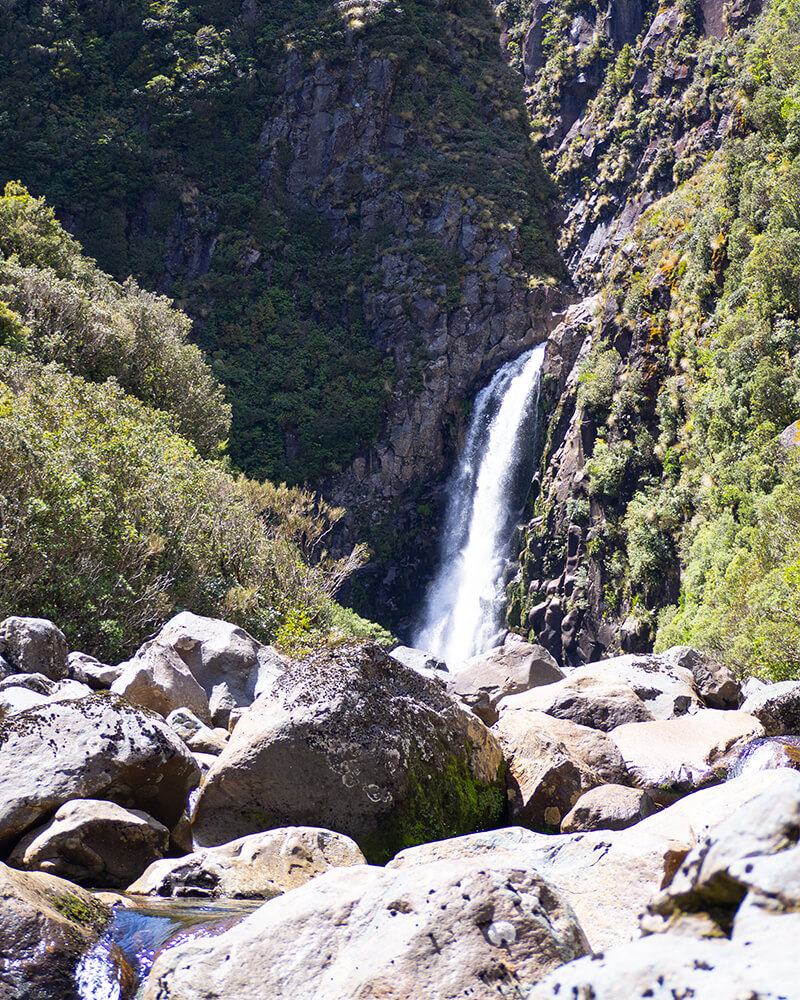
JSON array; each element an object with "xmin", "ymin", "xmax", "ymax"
[
  {"xmin": 509, "ymin": 0, "xmax": 800, "ymax": 680},
  {"xmin": 0, "ymin": 184, "xmax": 388, "ymax": 659}
]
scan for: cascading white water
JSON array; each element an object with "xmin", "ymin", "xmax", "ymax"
[{"xmin": 413, "ymin": 343, "xmax": 546, "ymax": 667}]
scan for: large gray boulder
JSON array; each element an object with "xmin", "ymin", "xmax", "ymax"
[
  {"xmin": 452, "ymin": 641, "xmax": 563, "ymax": 724},
  {"xmin": 492, "ymin": 709, "xmax": 629, "ymax": 830},
  {"xmin": 740, "ymin": 679, "xmax": 800, "ymax": 735},
  {"xmin": 0, "ymin": 861, "xmax": 131, "ymax": 1000},
  {"xmin": 0, "ymin": 617, "xmax": 68, "ymax": 681},
  {"xmin": 128, "ymin": 826, "xmax": 366, "ymax": 899},
  {"xmin": 138, "ymin": 612, "xmax": 287, "ymax": 728},
  {"xmin": 499, "ymin": 672, "xmax": 654, "ymax": 731},
  {"xmin": 8, "ymin": 799, "xmax": 169, "ymax": 889},
  {"xmin": 527, "ymin": 930, "xmax": 794, "ymax": 999},
  {"xmin": 142, "ymin": 856, "xmax": 589, "ymax": 1000},
  {"xmin": 565, "ymin": 653, "xmax": 703, "ymax": 720},
  {"xmin": 608, "ymin": 709, "xmax": 764, "ymax": 790},
  {"xmin": 190, "ymin": 642, "xmax": 505, "ymax": 863},
  {"xmin": 0, "ymin": 693, "xmax": 200, "ymax": 847},
  {"xmin": 388, "ymin": 770, "xmax": 797, "ymax": 952},
  {"xmin": 111, "ymin": 643, "xmax": 211, "ymax": 725}
]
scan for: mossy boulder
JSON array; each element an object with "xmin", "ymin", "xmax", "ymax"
[
  {"xmin": 0, "ymin": 861, "xmax": 135, "ymax": 999},
  {"xmin": 191, "ymin": 643, "xmax": 506, "ymax": 863}
]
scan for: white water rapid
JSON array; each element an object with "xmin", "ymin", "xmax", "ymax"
[{"xmin": 414, "ymin": 343, "xmax": 547, "ymax": 667}]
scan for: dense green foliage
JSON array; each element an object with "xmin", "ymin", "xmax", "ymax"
[
  {"xmin": 0, "ymin": 185, "xmax": 389, "ymax": 660},
  {"xmin": 589, "ymin": 0, "xmax": 800, "ymax": 678},
  {"xmin": 0, "ymin": 0, "xmax": 560, "ymax": 484}
]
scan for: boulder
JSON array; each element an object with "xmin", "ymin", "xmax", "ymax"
[
  {"xmin": 142, "ymin": 856, "xmax": 589, "ymax": 1000},
  {"xmin": 0, "ymin": 693, "xmax": 200, "ymax": 847},
  {"xmin": 111, "ymin": 643, "xmax": 211, "ymax": 725},
  {"xmin": 0, "ymin": 616, "xmax": 68, "ymax": 681},
  {"xmin": 8, "ymin": 799, "xmax": 169, "ymax": 889},
  {"xmin": 533, "ymin": 773, "xmax": 800, "ymax": 999},
  {"xmin": 388, "ymin": 771, "xmax": 796, "ymax": 951},
  {"xmin": 644, "ymin": 769, "xmax": 800, "ymax": 935},
  {"xmin": 452, "ymin": 642, "xmax": 563, "ymax": 724},
  {"xmin": 0, "ymin": 676, "xmax": 94, "ymax": 720},
  {"xmin": 67, "ymin": 651, "xmax": 125, "ymax": 689},
  {"xmin": 740, "ymin": 679, "xmax": 800, "ymax": 735},
  {"xmin": 140, "ymin": 612, "xmax": 287, "ymax": 727},
  {"xmin": 527, "ymin": 930, "xmax": 795, "ymax": 999},
  {"xmin": 561, "ymin": 784, "xmax": 658, "ymax": 833},
  {"xmin": 565, "ymin": 653, "xmax": 703, "ymax": 720},
  {"xmin": 0, "ymin": 861, "xmax": 134, "ymax": 1000},
  {"xmin": 166, "ymin": 708, "xmax": 228, "ymax": 754},
  {"xmin": 389, "ymin": 645, "xmax": 448, "ymax": 674},
  {"xmin": 608, "ymin": 709, "xmax": 765, "ymax": 790},
  {"xmin": 492, "ymin": 709, "xmax": 628, "ymax": 830},
  {"xmin": 499, "ymin": 672, "xmax": 654, "ymax": 731},
  {"xmin": 190, "ymin": 642, "xmax": 505, "ymax": 863},
  {"xmin": 128, "ymin": 826, "xmax": 366, "ymax": 899},
  {"xmin": 661, "ymin": 645, "xmax": 741, "ymax": 710}
]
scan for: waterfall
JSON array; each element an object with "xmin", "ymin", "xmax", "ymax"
[{"xmin": 414, "ymin": 343, "xmax": 546, "ymax": 667}]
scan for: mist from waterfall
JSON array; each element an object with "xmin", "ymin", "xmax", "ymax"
[{"xmin": 413, "ymin": 343, "xmax": 546, "ymax": 667}]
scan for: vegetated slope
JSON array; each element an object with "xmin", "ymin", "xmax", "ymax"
[
  {"xmin": 0, "ymin": 0, "xmax": 569, "ymax": 629},
  {"xmin": 0, "ymin": 184, "xmax": 389, "ymax": 661},
  {"xmin": 505, "ymin": 0, "xmax": 800, "ymax": 681},
  {"xmin": 0, "ymin": 0, "xmax": 563, "ymax": 481}
]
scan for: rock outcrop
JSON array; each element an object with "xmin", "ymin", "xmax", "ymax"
[{"xmin": 190, "ymin": 642, "xmax": 505, "ymax": 862}]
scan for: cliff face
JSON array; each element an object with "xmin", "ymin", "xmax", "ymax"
[{"xmin": 504, "ymin": 0, "xmax": 775, "ymax": 666}]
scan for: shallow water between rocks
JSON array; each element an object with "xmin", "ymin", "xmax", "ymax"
[{"xmin": 76, "ymin": 896, "xmax": 265, "ymax": 999}]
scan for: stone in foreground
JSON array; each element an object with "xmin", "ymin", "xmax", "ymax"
[
  {"xmin": 128, "ymin": 826, "xmax": 365, "ymax": 899},
  {"xmin": 142, "ymin": 856, "xmax": 589, "ymax": 1000},
  {"xmin": 190, "ymin": 642, "xmax": 505, "ymax": 862}
]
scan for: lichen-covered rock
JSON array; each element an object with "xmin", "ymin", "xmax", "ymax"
[
  {"xmin": 128, "ymin": 826, "xmax": 365, "ymax": 899},
  {"xmin": 8, "ymin": 799, "xmax": 170, "ymax": 889},
  {"xmin": 0, "ymin": 861, "xmax": 134, "ymax": 1000},
  {"xmin": 0, "ymin": 676, "xmax": 94, "ymax": 720},
  {"xmin": 499, "ymin": 672, "xmax": 654, "ymax": 731},
  {"xmin": 0, "ymin": 617, "xmax": 68, "ymax": 681},
  {"xmin": 0, "ymin": 694, "xmax": 200, "ymax": 847},
  {"xmin": 190, "ymin": 642, "xmax": 505, "ymax": 863},
  {"xmin": 142, "ymin": 856, "xmax": 589, "ymax": 1000},
  {"xmin": 564, "ymin": 653, "xmax": 703, "ymax": 720},
  {"xmin": 452, "ymin": 641, "xmax": 563, "ymax": 724}
]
